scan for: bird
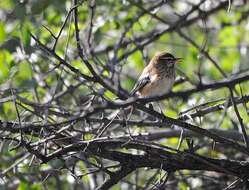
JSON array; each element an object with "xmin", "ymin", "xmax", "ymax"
[
  {"xmin": 107, "ymin": 52, "xmax": 181, "ymax": 121},
  {"xmin": 130, "ymin": 52, "xmax": 181, "ymax": 98}
]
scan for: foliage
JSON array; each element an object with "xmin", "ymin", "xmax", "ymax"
[{"xmin": 1, "ymin": 0, "xmax": 249, "ymax": 189}]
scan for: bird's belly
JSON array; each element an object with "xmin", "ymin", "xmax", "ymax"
[{"xmin": 140, "ymin": 77, "xmax": 174, "ymax": 97}]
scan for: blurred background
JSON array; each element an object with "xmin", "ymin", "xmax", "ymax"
[{"xmin": 0, "ymin": 0, "xmax": 249, "ymax": 189}]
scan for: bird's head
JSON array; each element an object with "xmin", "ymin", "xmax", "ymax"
[{"xmin": 156, "ymin": 52, "xmax": 182, "ymax": 68}]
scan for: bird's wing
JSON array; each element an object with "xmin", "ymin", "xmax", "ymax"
[{"xmin": 130, "ymin": 73, "xmax": 150, "ymax": 96}]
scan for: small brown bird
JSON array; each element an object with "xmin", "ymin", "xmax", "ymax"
[
  {"xmin": 130, "ymin": 52, "xmax": 181, "ymax": 98},
  {"xmin": 108, "ymin": 52, "xmax": 181, "ymax": 120}
]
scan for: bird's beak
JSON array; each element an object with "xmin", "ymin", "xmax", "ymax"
[{"xmin": 174, "ymin": 58, "xmax": 182, "ymax": 64}]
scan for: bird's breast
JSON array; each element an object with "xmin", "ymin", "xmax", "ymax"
[{"xmin": 139, "ymin": 75, "xmax": 175, "ymax": 98}]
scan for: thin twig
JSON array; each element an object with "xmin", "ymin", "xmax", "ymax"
[{"xmin": 229, "ymin": 87, "xmax": 249, "ymax": 148}]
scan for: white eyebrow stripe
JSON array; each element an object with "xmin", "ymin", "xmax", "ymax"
[{"xmin": 160, "ymin": 57, "xmax": 174, "ymax": 60}]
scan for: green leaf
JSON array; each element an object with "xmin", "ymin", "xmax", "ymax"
[
  {"xmin": 1, "ymin": 102, "xmax": 16, "ymax": 120},
  {"xmin": 0, "ymin": 22, "xmax": 6, "ymax": 43},
  {"xmin": 218, "ymin": 27, "xmax": 239, "ymax": 47},
  {"xmin": 0, "ymin": 50, "xmax": 10, "ymax": 83},
  {"xmin": 20, "ymin": 22, "xmax": 31, "ymax": 48},
  {"xmin": 17, "ymin": 181, "xmax": 28, "ymax": 190},
  {"xmin": 18, "ymin": 61, "xmax": 32, "ymax": 79},
  {"xmin": 12, "ymin": 61, "xmax": 34, "ymax": 89},
  {"xmin": 127, "ymin": 50, "xmax": 143, "ymax": 70},
  {"xmin": 0, "ymin": 0, "xmax": 13, "ymax": 9}
]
